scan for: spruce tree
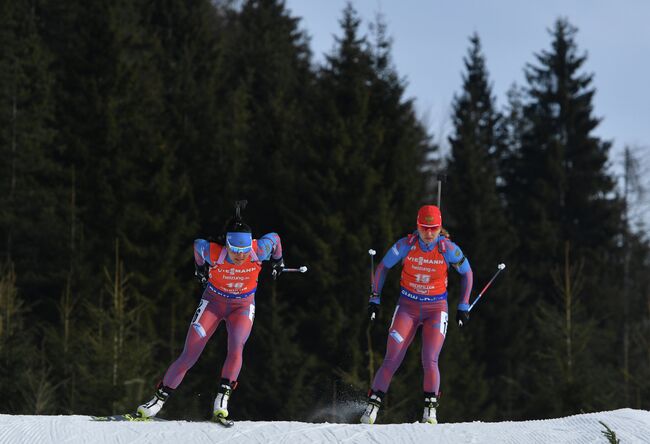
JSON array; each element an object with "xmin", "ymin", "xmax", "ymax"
[
  {"xmin": 197, "ymin": 0, "xmax": 319, "ymax": 419},
  {"xmin": 75, "ymin": 240, "xmax": 155, "ymax": 414},
  {"xmin": 37, "ymin": 0, "xmax": 197, "ymax": 411},
  {"xmin": 0, "ymin": 0, "xmax": 68, "ymax": 309},
  {"xmin": 0, "ymin": 262, "xmax": 40, "ymax": 413},
  {"xmin": 104, "ymin": 0, "xmax": 198, "ymax": 366},
  {"xmin": 504, "ymin": 18, "xmax": 623, "ymax": 417},
  {"xmin": 304, "ymin": 4, "xmax": 388, "ymax": 407},
  {"xmin": 444, "ymin": 33, "xmax": 514, "ymax": 421},
  {"xmin": 293, "ymin": 5, "xmax": 433, "ymax": 422},
  {"xmin": 142, "ymin": 0, "xmax": 224, "ymax": 232},
  {"xmin": 507, "ymin": 18, "xmax": 621, "ymax": 292}
]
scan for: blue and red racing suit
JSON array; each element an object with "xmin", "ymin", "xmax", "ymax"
[
  {"xmin": 370, "ymin": 231, "xmax": 473, "ymax": 394},
  {"xmin": 162, "ymin": 233, "xmax": 282, "ymax": 388}
]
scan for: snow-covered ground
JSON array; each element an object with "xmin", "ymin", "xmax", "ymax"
[{"xmin": 0, "ymin": 408, "xmax": 648, "ymax": 443}]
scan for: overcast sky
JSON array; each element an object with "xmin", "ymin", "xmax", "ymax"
[{"xmin": 285, "ymin": 0, "xmax": 650, "ymax": 167}]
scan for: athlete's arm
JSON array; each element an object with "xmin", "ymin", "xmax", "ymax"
[
  {"xmin": 441, "ymin": 239, "xmax": 473, "ymax": 309},
  {"xmin": 371, "ymin": 236, "xmax": 412, "ymax": 303},
  {"xmin": 193, "ymin": 239, "xmax": 212, "ymax": 266},
  {"xmin": 256, "ymin": 233, "xmax": 282, "ymax": 261}
]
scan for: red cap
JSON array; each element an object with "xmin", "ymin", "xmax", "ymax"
[{"xmin": 417, "ymin": 205, "xmax": 442, "ymax": 228}]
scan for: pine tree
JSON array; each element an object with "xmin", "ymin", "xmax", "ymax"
[
  {"xmin": 0, "ymin": 262, "xmax": 43, "ymax": 414},
  {"xmin": 626, "ymin": 231, "xmax": 650, "ymax": 409},
  {"xmin": 182, "ymin": 0, "xmax": 321, "ymax": 419},
  {"xmin": 443, "ymin": 33, "xmax": 515, "ymax": 421},
  {"xmin": 36, "ymin": 0, "xmax": 199, "ymax": 411},
  {"xmin": 291, "ymin": 5, "xmax": 434, "ymax": 422},
  {"xmin": 104, "ymin": 0, "xmax": 198, "ymax": 368},
  {"xmin": 238, "ymin": 282, "xmax": 315, "ymax": 420},
  {"xmin": 302, "ymin": 5, "xmax": 387, "ymax": 405},
  {"xmin": 528, "ymin": 241, "xmax": 602, "ymax": 418},
  {"xmin": 490, "ymin": 84, "xmax": 536, "ymax": 419},
  {"xmin": 142, "ymin": 0, "xmax": 225, "ymax": 232},
  {"xmin": 214, "ymin": 0, "xmax": 314, "ymax": 226},
  {"xmin": 75, "ymin": 240, "xmax": 155, "ymax": 414},
  {"xmin": 504, "ymin": 18, "xmax": 623, "ymax": 417},
  {"xmin": 0, "ymin": 0, "xmax": 69, "ymax": 308},
  {"xmin": 507, "ymin": 18, "xmax": 621, "ymax": 291},
  {"xmin": 617, "ymin": 147, "xmax": 650, "ymax": 409}
]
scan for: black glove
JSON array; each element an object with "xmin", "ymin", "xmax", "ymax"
[
  {"xmin": 456, "ymin": 309, "xmax": 470, "ymax": 328},
  {"xmin": 368, "ymin": 301, "xmax": 380, "ymax": 322},
  {"xmin": 195, "ymin": 263, "xmax": 209, "ymax": 289},
  {"xmin": 271, "ymin": 257, "xmax": 285, "ymax": 280}
]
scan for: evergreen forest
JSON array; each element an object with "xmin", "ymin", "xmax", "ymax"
[{"xmin": 1, "ymin": 0, "xmax": 649, "ymax": 424}]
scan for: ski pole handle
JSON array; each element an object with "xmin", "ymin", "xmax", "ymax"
[
  {"xmin": 468, "ymin": 263, "xmax": 506, "ymax": 312},
  {"xmin": 282, "ymin": 266, "xmax": 308, "ymax": 273}
]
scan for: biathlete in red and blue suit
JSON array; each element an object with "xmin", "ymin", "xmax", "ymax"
[
  {"xmin": 360, "ymin": 205, "xmax": 473, "ymax": 425},
  {"xmin": 136, "ymin": 214, "xmax": 284, "ymax": 422}
]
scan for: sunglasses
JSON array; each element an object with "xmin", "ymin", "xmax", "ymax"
[
  {"xmin": 227, "ymin": 240, "xmax": 252, "ymax": 254},
  {"xmin": 418, "ymin": 224, "xmax": 441, "ymax": 231}
]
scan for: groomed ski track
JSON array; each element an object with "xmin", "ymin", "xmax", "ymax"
[{"xmin": 0, "ymin": 408, "xmax": 648, "ymax": 443}]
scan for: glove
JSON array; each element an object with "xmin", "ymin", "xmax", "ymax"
[
  {"xmin": 271, "ymin": 257, "xmax": 285, "ymax": 280},
  {"xmin": 195, "ymin": 263, "xmax": 209, "ymax": 289},
  {"xmin": 368, "ymin": 296, "xmax": 380, "ymax": 322},
  {"xmin": 456, "ymin": 309, "xmax": 470, "ymax": 328}
]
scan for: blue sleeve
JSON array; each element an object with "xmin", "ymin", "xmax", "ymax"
[
  {"xmin": 441, "ymin": 239, "xmax": 473, "ymax": 309},
  {"xmin": 371, "ymin": 237, "xmax": 411, "ymax": 303},
  {"xmin": 256, "ymin": 233, "xmax": 282, "ymax": 262},
  {"xmin": 193, "ymin": 239, "xmax": 212, "ymax": 266}
]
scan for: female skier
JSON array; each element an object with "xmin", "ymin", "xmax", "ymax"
[
  {"xmin": 360, "ymin": 204, "xmax": 473, "ymax": 425},
  {"xmin": 136, "ymin": 202, "xmax": 284, "ymax": 423}
]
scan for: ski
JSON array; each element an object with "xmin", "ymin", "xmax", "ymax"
[
  {"xmin": 91, "ymin": 413, "xmax": 167, "ymax": 422},
  {"xmin": 92, "ymin": 413, "xmax": 233, "ymax": 427}
]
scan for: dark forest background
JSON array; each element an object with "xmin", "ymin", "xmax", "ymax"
[{"xmin": 1, "ymin": 0, "xmax": 649, "ymax": 424}]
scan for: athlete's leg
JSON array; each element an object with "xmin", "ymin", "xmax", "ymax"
[
  {"xmin": 371, "ymin": 304, "xmax": 418, "ymax": 393},
  {"xmin": 221, "ymin": 301, "xmax": 255, "ymax": 382},
  {"xmin": 162, "ymin": 299, "xmax": 223, "ymax": 388},
  {"xmin": 421, "ymin": 310, "xmax": 448, "ymax": 394}
]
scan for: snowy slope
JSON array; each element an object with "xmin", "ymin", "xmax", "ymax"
[{"xmin": 0, "ymin": 408, "xmax": 648, "ymax": 444}]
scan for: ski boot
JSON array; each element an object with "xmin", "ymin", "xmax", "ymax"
[
  {"xmin": 213, "ymin": 378, "xmax": 236, "ymax": 420},
  {"xmin": 360, "ymin": 390, "xmax": 384, "ymax": 424},
  {"xmin": 422, "ymin": 392, "xmax": 439, "ymax": 424},
  {"xmin": 137, "ymin": 383, "xmax": 173, "ymax": 418}
]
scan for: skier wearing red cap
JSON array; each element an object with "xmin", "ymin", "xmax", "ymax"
[
  {"xmin": 136, "ymin": 203, "xmax": 284, "ymax": 425},
  {"xmin": 360, "ymin": 205, "xmax": 473, "ymax": 425}
]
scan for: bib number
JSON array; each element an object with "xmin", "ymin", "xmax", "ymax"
[{"xmin": 225, "ymin": 282, "xmax": 244, "ymax": 290}]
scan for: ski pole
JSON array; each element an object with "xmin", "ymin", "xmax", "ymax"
[
  {"xmin": 437, "ymin": 174, "xmax": 447, "ymax": 207},
  {"xmin": 273, "ymin": 265, "xmax": 307, "ymax": 279},
  {"xmin": 368, "ymin": 249, "xmax": 377, "ymax": 321},
  {"xmin": 282, "ymin": 266, "xmax": 308, "ymax": 273},
  {"xmin": 367, "ymin": 249, "xmax": 377, "ymax": 383},
  {"xmin": 468, "ymin": 263, "xmax": 506, "ymax": 312}
]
